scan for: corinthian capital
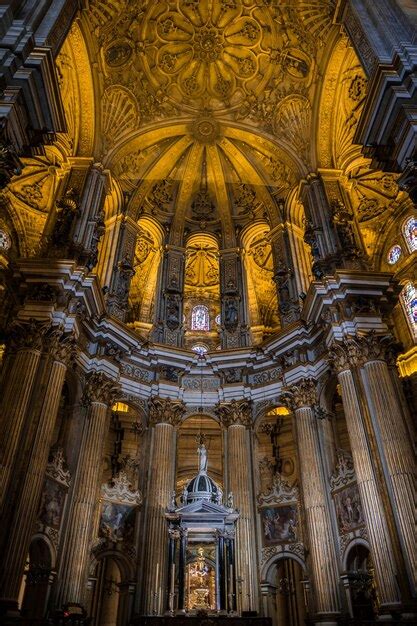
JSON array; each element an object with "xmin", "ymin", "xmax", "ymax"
[
  {"xmin": 280, "ymin": 378, "xmax": 317, "ymax": 410},
  {"xmin": 8, "ymin": 318, "xmax": 51, "ymax": 352},
  {"xmin": 82, "ymin": 372, "xmax": 120, "ymax": 407},
  {"xmin": 148, "ymin": 396, "xmax": 186, "ymax": 427},
  {"xmin": 329, "ymin": 331, "xmax": 400, "ymax": 372},
  {"xmin": 215, "ymin": 398, "xmax": 252, "ymax": 428},
  {"xmin": 45, "ymin": 327, "xmax": 77, "ymax": 367}
]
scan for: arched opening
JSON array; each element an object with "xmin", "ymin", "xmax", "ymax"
[
  {"xmin": 20, "ymin": 537, "xmax": 54, "ymax": 620},
  {"xmin": 262, "ymin": 556, "xmax": 307, "ymax": 626},
  {"xmin": 176, "ymin": 414, "xmax": 223, "ymax": 491},
  {"xmin": 128, "ymin": 217, "xmax": 164, "ymax": 340},
  {"xmin": 89, "ymin": 555, "xmax": 131, "ymax": 626},
  {"xmin": 241, "ymin": 223, "xmax": 280, "ymax": 345},
  {"xmin": 344, "ymin": 543, "xmax": 376, "ymax": 621},
  {"xmin": 184, "ymin": 233, "xmax": 221, "ymax": 351}
]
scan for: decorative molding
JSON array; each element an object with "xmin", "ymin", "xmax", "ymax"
[
  {"xmin": 101, "ymin": 470, "xmax": 142, "ymax": 506},
  {"xmin": 330, "ymin": 450, "xmax": 356, "ymax": 491},
  {"xmin": 258, "ymin": 473, "xmax": 298, "ymax": 506},
  {"xmin": 121, "ymin": 362, "xmax": 153, "ymax": 383},
  {"xmin": 261, "ymin": 542, "xmax": 305, "ymax": 565},
  {"xmin": 46, "ymin": 446, "xmax": 71, "ymax": 487}
]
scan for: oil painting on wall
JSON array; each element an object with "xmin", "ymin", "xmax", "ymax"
[
  {"xmin": 333, "ymin": 483, "xmax": 364, "ymax": 534},
  {"xmin": 99, "ymin": 501, "xmax": 136, "ymax": 543},
  {"xmin": 260, "ymin": 505, "xmax": 297, "ymax": 545},
  {"xmin": 38, "ymin": 478, "xmax": 66, "ymax": 530}
]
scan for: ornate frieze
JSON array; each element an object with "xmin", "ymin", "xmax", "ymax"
[
  {"xmin": 252, "ymin": 366, "xmax": 283, "ymax": 386},
  {"xmin": 182, "ymin": 376, "xmax": 220, "ymax": 391},
  {"xmin": 215, "ymin": 398, "xmax": 252, "ymax": 428},
  {"xmin": 148, "ymin": 396, "xmax": 186, "ymax": 427},
  {"xmin": 82, "ymin": 371, "xmax": 120, "ymax": 407},
  {"xmin": 121, "ymin": 362, "xmax": 153, "ymax": 383}
]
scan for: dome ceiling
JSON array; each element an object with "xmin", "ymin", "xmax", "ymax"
[{"xmin": 79, "ymin": 0, "xmax": 338, "ymax": 234}]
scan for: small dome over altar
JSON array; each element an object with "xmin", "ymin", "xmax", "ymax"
[{"xmin": 184, "ymin": 442, "xmax": 222, "ymax": 504}]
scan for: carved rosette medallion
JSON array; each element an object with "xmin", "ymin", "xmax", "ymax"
[
  {"xmin": 215, "ymin": 398, "xmax": 252, "ymax": 428},
  {"xmin": 82, "ymin": 372, "xmax": 121, "ymax": 407},
  {"xmin": 139, "ymin": 0, "xmax": 275, "ymax": 111},
  {"xmin": 149, "ymin": 396, "xmax": 186, "ymax": 427}
]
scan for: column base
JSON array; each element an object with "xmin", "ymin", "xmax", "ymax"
[
  {"xmin": 0, "ymin": 598, "xmax": 20, "ymax": 618},
  {"xmin": 313, "ymin": 612, "xmax": 340, "ymax": 626}
]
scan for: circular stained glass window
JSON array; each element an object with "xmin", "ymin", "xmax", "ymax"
[
  {"xmin": 0, "ymin": 229, "xmax": 11, "ymax": 251},
  {"xmin": 192, "ymin": 343, "xmax": 208, "ymax": 356},
  {"xmin": 387, "ymin": 244, "xmax": 402, "ymax": 265}
]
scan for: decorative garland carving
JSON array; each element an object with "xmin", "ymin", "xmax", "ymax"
[
  {"xmin": 101, "ymin": 470, "xmax": 142, "ymax": 507},
  {"xmin": 46, "ymin": 446, "xmax": 71, "ymax": 487}
]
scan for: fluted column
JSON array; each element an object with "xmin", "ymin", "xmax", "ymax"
[
  {"xmin": 357, "ymin": 334, "xmax": 416, "ymax": 589},
  {"xmin": 215, "ymin": 399, "xmax": 256, "ymax": 612},
  {"xmin": 0, "ymin": 329, "xmax": 76, "ymax": 605},
  {"xmin": 56, "ymin": 372, "xmax": 120, "ymax": 609},
  {"xmin": 0, "ymin": 319, "xmax": 50, "ymax": 509},
  {"xmin": 142, "ymin": 397, "xmax": 185, "ymax": 615},
  {"xmin": 281, "ymin": 379, "xmax": 340, "ymax": 623},
  {"xmin": 329, "ymin": 342, "xmax": 401, "ymax": 609}
]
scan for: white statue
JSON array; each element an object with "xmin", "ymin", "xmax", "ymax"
[{"xmin": 198, "ymin": 444, "xmax": 208, "ymax": 473}]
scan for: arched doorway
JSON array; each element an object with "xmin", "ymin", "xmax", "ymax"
[
  {"xmin": 274, "ymin": 558, "xmax": 306, "ymax": 626},
  {"xmin": 262, "ymin": 556, "xmax": 307, "ymax": 626},
  {"xmin": 89, "ymin": 553, "xmax": 135, "ymax": 626},
  {"xmin": 20, "ymin": 536, "xmax": 54, "ymax": 620},
  {"xmin": 344, "ymin": 542, "xmax": 376, "ymax": 621}
]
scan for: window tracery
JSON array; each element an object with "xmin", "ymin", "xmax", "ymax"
[
  {"xmin": 400, "ymin": 282, "xmax": 417, "ymax": 339},
  {"xmin": 387, "ymin": 244, "xmax": 402, "ymax": 265},
  {"xmin": 0, "ymin": 229, "xmax": 11, "ymax": 250},
  {"xmin": 191, "ymin": 305, "xmax": 210, "ymax": 332},
  {"xmin": 403, "ymin": 216, "xmax": 417, "ymax": 252},
  {"xmin": 191, "ymin": 343, "xmax": 209, "ymax": 356}
]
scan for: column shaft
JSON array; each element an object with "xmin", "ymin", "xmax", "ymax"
[
  {"xmin": 0, "ymin": 359, "xmax": 67, "ymax": 601},
  {"xmin": 143, "ymin": 423, "xmax": 175, "ymax": 614},
  {"xmin": 294, "ymin": 406, "xmax": 340, "ymax": 617},
  {"xmin": 227, "ymin": 424, "xmax": 256, "ymax": 612},
  {"xmin": 0, "ymin": 347, "xmax": 41, "ymax": 507},
  {"xmin": 362, "ymin": 360, "xmax": 416, "ymax": 587},
  {"xmin": 337, "ymin": 368, "xmax": 400, "ymax": 606},
  {"xmin": 57, "ymin": 401, "xmax": 109, "ymax": 606}
]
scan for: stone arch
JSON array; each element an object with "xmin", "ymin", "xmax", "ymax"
[
  {"xmin": 342, "ymin": 537, "xmax": 371, "ymax": 571},
  {"xmin": 261, "ymin": 551, "xmax": 307, "ymax": 585}
]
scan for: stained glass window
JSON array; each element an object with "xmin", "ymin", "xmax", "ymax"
[
  {"xmin": 191, "ymin": 305, "xmax": 210, "ymax": 331},
  {"xmin": 387, "ymin": 244, "xmax": 402, "ymax": 265},
  {"xmin": 192, "ymin": 343, "xmax": 208, "ymax": 356},
  {"xmin": 400, "ymin": 282, "xmax": 417, "ymax": 338},
  {"xmin": 0, "ymin": 229, "xmax": 11, "ymax": 250},
  {"xmin": 403, "ymin": 216, "xmax": 417, "ymax": 252}
]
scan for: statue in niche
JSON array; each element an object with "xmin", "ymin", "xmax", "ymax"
[
  {"xmin": 224, "ymin": 298, "xmax": 238, "ymax": 330},
  {"xmin": 331, "ymin": 200, "xmax": 359, "ymax": 256},
  {"xmin": 166, "ymin": 293, "xmax": 180, "ymax": 330},
  {"xmin": 115, "ymin": 254, "xmax": 135, "ymax": 301},
  {"xmin": 51, "ymin": 188, "xmax": 79, "ymax": 249}
]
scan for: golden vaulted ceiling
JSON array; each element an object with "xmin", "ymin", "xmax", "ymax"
[
  {"xmin": 58, "ymin": 0, "xmax": 341, "ymax": 237},
  {"xmin": 2, "ymin": 0, "xmax": 414, "ymax": 285}
]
